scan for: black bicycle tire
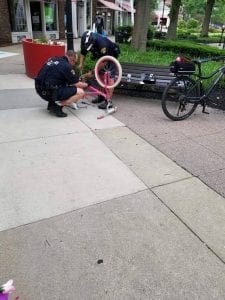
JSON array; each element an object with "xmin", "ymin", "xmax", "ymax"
[
  {"xmin": 94, "ymin": 55, "xmax": 122, "ymax": 89},
  {"xmin": 161, "ymin": 76, "xmax": 199, "ymax": 121}
]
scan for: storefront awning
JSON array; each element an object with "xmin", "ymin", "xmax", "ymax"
[
  {"xmin": 120, "ymin": 2, "xmax": 136, "ymax": 13},
  {"xmin": 98, "ymin": 0, "xmax": 124, "ymax": 11}
]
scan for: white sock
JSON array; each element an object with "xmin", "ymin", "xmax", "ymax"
[{"xmin": 69, "ymin": 103, "xmax": 79, "ymax": 110}]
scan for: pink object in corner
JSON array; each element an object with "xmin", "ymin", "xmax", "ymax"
[{"xmin": 0, "ymin": 293, "xmax": 9, "ymax": 300}]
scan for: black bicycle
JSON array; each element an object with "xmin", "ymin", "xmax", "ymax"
[{"xmin": 161, "ymin": 55, "xmax": 225, "ymax": 121}]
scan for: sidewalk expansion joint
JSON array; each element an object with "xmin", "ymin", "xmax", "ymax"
[
  {"xmin": 150, "ymin": 188, "xmax": 225, "ymax": 267},
  {"xmin": 0, "ymin": 131, "xmax": 86, "ymax": 145}
]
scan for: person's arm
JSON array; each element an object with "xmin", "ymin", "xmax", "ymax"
[
  {"xmin": 80, "ymin": 70, "xmax": 94, "ymax": 81},
  {"xmin": 75, "ymin": 81, "xmax": 88, "ymax": 89},
  {"xmin": 78, "ymin": 54, "xmax": 86, "ymax": 71}
]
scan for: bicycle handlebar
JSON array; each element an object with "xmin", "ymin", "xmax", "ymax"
[{"xmin": 193, "ymin": 56, "xmax": 225, "ymax": 64}]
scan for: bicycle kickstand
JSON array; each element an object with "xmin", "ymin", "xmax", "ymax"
[
  {"xmin": 202, "ymin": 102, "xmax": 210, "ymax": 114},
  {"xmin": 97, "ymin": 102, "xmax": 117, "ymax": 119}
]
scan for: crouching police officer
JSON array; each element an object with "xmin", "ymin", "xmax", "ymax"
[{"xmin": 35, "ymin": 50, "xmax": 88, "ymax": 117}]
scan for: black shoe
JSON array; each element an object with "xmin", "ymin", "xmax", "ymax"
[
  {"xmin": 98, "ymin": 100, "xmax": 113, "ymax": 110},
  {"xmin": 92, "ymin": 95, "xmax": 105, "ymax": 104},
  {"xmin": 49, "ymin": 105, "xmax": 67, "ymax": 117},
  {"xmin": 47, "ymin": 101, "xmax": 58, "ymax": 111}
]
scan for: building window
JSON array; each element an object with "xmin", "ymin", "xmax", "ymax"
[
  {"xmin": 8, "ymin": 0, "xmax": 27, "ymax": 32},
  {"xmin": 44, "ymin": 1, "xmax": 57, "ymax": 31}
]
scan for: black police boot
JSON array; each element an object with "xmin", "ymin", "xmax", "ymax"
[
  {"xmin": 98, "ymin": 100, "xmax": 113, "ymax": 110},
  {"xmin": 49, "ymin": 104, "xmax": 67, "ymax": 117},
  {"xmin": 47, "ymin": 101, "xmax": 58, "ymax": 111},
  {"xmin": 92, "ymin": 95, "xmax": 105, "ymax": 104}
]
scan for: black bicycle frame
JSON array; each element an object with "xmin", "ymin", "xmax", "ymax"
[{"xmin": 180, "ymin": 65, "xmax": 225, "ymax": 104}]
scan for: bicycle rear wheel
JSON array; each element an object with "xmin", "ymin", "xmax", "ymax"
[
  {"xmin": 161, "ymin": 76, "xmax": 199, "ymax": 121},
  {"xmin": 94, "ymin": 55, "xmax": 122, "ymax": 89}
]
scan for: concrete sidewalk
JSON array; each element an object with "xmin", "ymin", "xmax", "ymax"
[{"xmin": 1, "ymin": 43, "xmax": 225, "ymax": 299}]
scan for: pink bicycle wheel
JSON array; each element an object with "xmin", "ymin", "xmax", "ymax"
[{"xmin": 94, "ymin": 55, "xmax": 122, "ymax": 89}]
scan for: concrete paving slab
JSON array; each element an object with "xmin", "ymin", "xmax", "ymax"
[
  {"xmin": 96, "ymin": 126, "xmax": 191, "ymax": 188},
  {"xmin": 200, "ymin": 168, "xmax": 225, "ymax": 198},
  {"xmin": 192, "ymin": 130, "xmax": 225, "ymax": 158},
  {"xmin": 0, "ymin": 108, "xmax": 146, "ymax": 231},
  {"xmin": 113, "ymin": 95, "xmax": 225, "ymax": 199},
  {"xmin": 113, "ymin": 96, "xmax": 225, "ymax": 145},
  {"xmin": 0, "ymin": 74, "xmax": 34, "ymax": 89},
  {"xmin": 0, "ymin": 51, "xmax": 19, "ymax": 59},
  {"xmin": 1, "ymin": 190, "xmax": 225, "ymax": 299},
  {"xmin": 69, "ymin": 104, "xmax": 125, "ymax": 130},
  {"xmin": 156, "ymin": 137, "xmax": 225, "ymax": 176},
  {"xmin": 153, "ymin": 177, "xmax": 225, "ymax": 262},
  {"xmin": 0, "ymin": 89, "xmax": 44, "ymax": 110},
  {"xmin": 0, "ymin": 108, "xmax": 89, "ymax": 143}
]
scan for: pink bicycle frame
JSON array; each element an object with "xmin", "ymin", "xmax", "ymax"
[
  {"xmin": 0, "ymin": 294, "xmax": 8, "ymax": 300},
  {"xmin": 85, "ymin": 71, "xmax": 112, "ymax": 101},
  {"xmin": 85, "ymin": 85, "xmax": 110, "ymax": 100}
]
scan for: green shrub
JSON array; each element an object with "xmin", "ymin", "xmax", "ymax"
[
  {"xmin": 178, "ymin": 20, "xmax": 187, "ymax": 30},
  {"xmin": 177, "ymin": 29, "xmax": 191, "ymax": 39},
  {"xmin": 147, "ymin": 39, "xmax": 225, "ymax": 57},
  {"xmin": 116, "ymin": 25, "xmax": 132, "ymax": 35},
  {"xmin": 187, "ymin": 18, "xmax": 200, "ymax": 30},
  {"xmin": 147, "ymin": 26, "xmax": 155, "ymax": 40}
]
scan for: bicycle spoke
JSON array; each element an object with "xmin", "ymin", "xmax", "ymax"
[
  {"xmin": 161, "ymin": 77, "xmax": 199, "ymax": 121},
  {"xmin": 95, "ymin": 55, "xmax": 122, "ymax": 89}
]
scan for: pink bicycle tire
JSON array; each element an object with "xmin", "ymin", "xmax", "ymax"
[{"xmin": 94, "ymin": 55, "xmax": 122, "ymax": 89}]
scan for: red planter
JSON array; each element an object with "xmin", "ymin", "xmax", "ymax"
[{"xmin": 22, "ymin": 38, "xmax": 66, "ymax": 79}]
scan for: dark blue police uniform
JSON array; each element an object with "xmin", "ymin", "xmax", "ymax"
[
  {"xmin": 35, "ymin": 56, "xmax": 79, "ymax": 102},
  {"xmin": 81, "ymin": 33, "xmax": 120, "ymax": 59}
]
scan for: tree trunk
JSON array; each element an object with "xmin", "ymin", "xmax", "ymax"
[
  {"xmin": 201, "ymin": 0, "xmax": 215, "ymax": 37},
  {"xmin": 131, "ymin": 0, "xmax": 151, "ymax": 51},
  {"xmin": 167, "ymin": 0, "xmax": 182, "ymax": 40},
  {"xmin": 0, "ymin": 0, "xmax": 11, "ymax": 45}
]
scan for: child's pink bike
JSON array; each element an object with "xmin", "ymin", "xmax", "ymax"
[
  {"xmin": 0, "ymin": 280, "xmax": 18, "ymax": 300},
  {"xmin": 79, "ymin": 55, "xmax": 122, "ymax": 119}
]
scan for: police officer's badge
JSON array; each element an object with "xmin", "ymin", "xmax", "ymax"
[
  {"xmin": 100, "ymin": 47, "xmax": 107, "ymax": 54},
  {"xmin": 71, "ymin": 69, "xmax": 75, "ymax": 75}
]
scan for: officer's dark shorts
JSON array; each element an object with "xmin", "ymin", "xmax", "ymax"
[{"xmin": 56, "ymin": 86, "xmax": 77, "ymax": 101}]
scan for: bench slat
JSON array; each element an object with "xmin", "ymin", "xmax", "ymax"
[{"xmin": 115, "ymin": 62, "xmax": 175, "ymax": 97}]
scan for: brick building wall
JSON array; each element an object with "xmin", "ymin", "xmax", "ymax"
[{"xmin": 0, "ymin": 0, "xmax": 12, "ymax": 45}]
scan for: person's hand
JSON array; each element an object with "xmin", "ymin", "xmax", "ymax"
[
  {"xmin": 81, "ymin": 82, "xmax": 88, "ymax": 89},
  {"xmin": 76, "ymin": 81, "xmax": 88, "ymax": 89}
]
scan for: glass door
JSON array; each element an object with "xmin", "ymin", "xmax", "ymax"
[{"xmin": 30, "ymin": 1, "xmax": 42, "ymax": 38}]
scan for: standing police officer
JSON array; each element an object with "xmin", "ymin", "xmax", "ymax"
[
  {"xmin": 35, "ymin": 50, "xmax": 88, "ymax": 117},
  {"xmin": 79, "ymin": 31, "xmax": 120, "ymax": 109}
]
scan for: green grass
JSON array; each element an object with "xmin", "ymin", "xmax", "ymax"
[
  {"xmin": 121, "ymin": 44, "xmax": 223, "ymax": 73},
  {"xmin": 119, "ymin": 44, "xmax": 176, "ymax": 65}
]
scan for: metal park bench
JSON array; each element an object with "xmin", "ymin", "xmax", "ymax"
[{"xmin": 115, "ymin": 62, "xmax": 175, "ymax": 99}]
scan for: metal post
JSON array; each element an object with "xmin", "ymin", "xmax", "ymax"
[
  {"xmin": 66, "ymin": 0, "xmax": 74, "ymax": 51},
  {"xmin": 130, "ymin": 0, "xmax": 134, "ymax": 25},
  {"xmin": 160, "ymin": 0, "xmax": 165, "ymax": 38},
  {"xmin": 219, "ymin": 25, "xmax": 225, "ymax": 47}
]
